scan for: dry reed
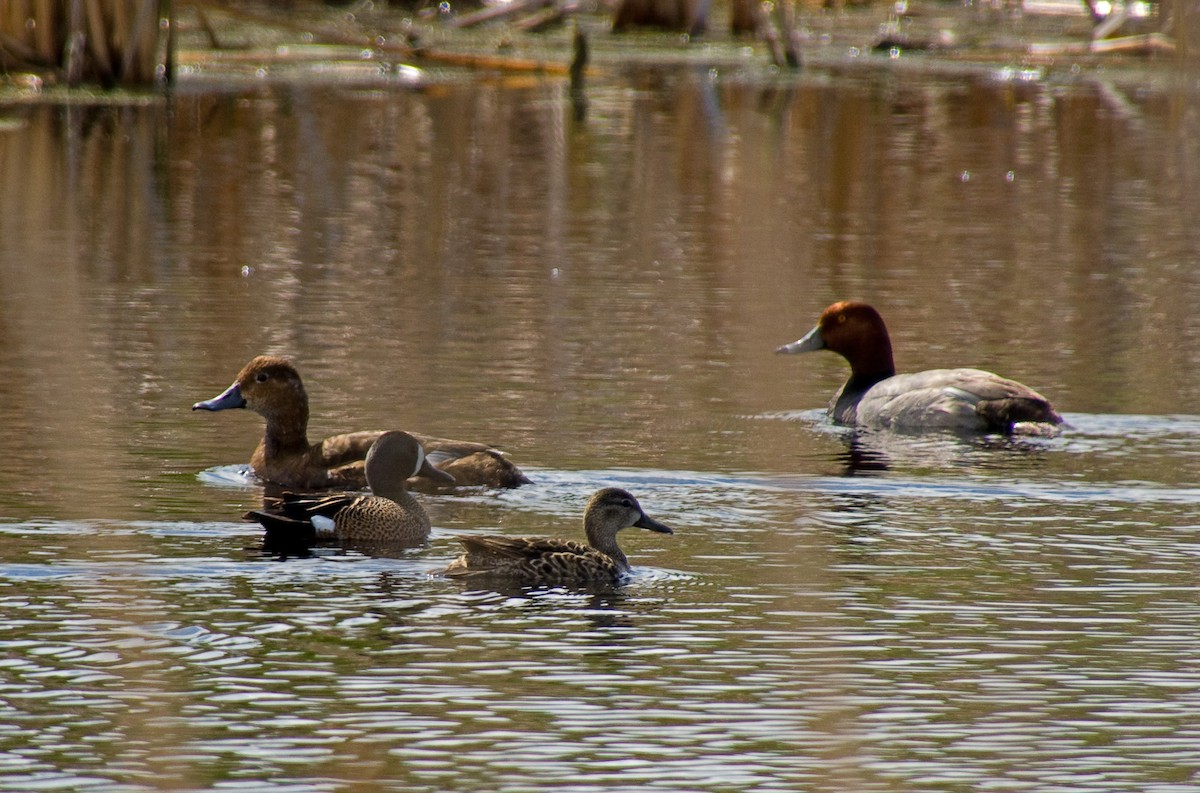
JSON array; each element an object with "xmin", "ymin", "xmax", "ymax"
[{"xmin": 0, "ymin": 0, "xmax": 171, "ymax": 86}]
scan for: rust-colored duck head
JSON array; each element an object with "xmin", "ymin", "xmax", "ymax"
[{"xmin": 776, "ymin": 300, "xmax": 896, "ymax": 382}]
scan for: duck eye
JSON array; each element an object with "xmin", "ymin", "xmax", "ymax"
[
  {"xmin": 255, "ymin": 372, "xmax": 270, "ymax": 383},
  {"xmin": 837, "ymin": 314, "xmax": 847, "ymax": 324},
  {"xmin": 621, "ymin": 499, "xmax": 634, "ymax": 508}
]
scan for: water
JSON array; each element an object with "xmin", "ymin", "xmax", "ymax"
[{"xmin": 2, "ymin": 39, "xmax": 1200, "ymax": 792}]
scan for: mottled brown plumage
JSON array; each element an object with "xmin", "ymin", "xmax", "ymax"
[
  {"xmin": 439, "ymin": 488, "xmax": 674, "ymax": 584},
  {"xmin": 193, "ymin": 355, "xmax": 531, "ymax": 490},
  {"xmin": 246, "ymin": 430, "xmax": 449, "ymax": 553}
]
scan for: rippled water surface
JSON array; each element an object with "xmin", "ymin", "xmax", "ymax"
[{"xmin": 2, "ymin": 39, "xmax": 1200, "ymax": 792}]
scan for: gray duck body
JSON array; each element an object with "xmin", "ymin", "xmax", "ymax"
[{"xmin": 778, "ymin": 301, "xmax": 1062, "ymax": 434}]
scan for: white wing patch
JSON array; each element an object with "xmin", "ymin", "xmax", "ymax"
[{"xmin": 311, "ymin": 515, "xmax": 336, "ymax": 535}]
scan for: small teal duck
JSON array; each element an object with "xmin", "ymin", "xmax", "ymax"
[
  {"xmin": 439, "ymin": 487, "xmax": 674, "ymax": 583},
  {"xmin": 193, "ymin": 355, "xmax": 531, "ymax": 490},
  {"xmin": 777, "ymin": 301, "xmax": 1063, "ymax": 434},
  {"xmin": 246, "ymin": 430, "xmax": 452, "ymax": 553}
]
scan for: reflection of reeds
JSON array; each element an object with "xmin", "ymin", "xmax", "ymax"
[{"xmin": 0, "ymin": 0, "xmax": 171, "ymax": 86}]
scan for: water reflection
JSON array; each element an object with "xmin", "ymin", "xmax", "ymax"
[
  {"xmin": 837, "ymin": 436, "xmax": 894, "ymax": 475},
  {"xmin": 449, "ymin": 583, "xmax": 641, "ymax": 627},
  {"xmin": 1, "ymin": 56, "xmax": 1200, "ymax": 792}
]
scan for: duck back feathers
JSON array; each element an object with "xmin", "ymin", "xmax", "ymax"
[
  {"xmin": 446, "ymin": 535, "xmax": 624, "ymax": 583},
  {"xmin": 841, "ymin": 368, "xmax": 1061, "ymax": 431}
]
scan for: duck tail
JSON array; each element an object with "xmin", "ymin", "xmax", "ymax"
[
  {"xmin": 245, "ymin": 510, "xmax": 317, "ymax": 557},
  {"xmin": 978, "ymin": 398, "xmax": 1063, "ymax": 434}
]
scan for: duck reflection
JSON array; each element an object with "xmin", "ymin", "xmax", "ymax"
[
  {"xmin": 448, "ymin": 581, "xmax": 638, "ymax": 628},
  {"xmin": 837, "ymin": 435, "xmax": 893, "ymax": 476},
  {"xmin": 833, "ymin": 426, "xmax": 1057, "ymax": 477}
]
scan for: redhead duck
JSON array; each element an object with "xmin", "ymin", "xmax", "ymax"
[
  {"xmin": 438, "ymin": 487, "xmax": 674, "ymax": 584},
  {"xmin": 246, "ymin": 431, "xmax": 451, "ymax": 553},
  {"xmin": 193, "ymin": 355, "xmax": 531, "ymax": 490},
  {"xmin": 776, "ymin": 301, "xmax": 1063, "ymax": 433}
]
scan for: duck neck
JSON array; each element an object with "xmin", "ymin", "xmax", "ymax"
[
  {"xmin": 845, "ymin": 368, "xmax": 894, "ymax": 395},
  {"xmin": 373, "ymin": 480, "xmax": 412, "ymax": 504},
  {"xmin": 834, "ymin": 344, "xmax": 895, "ymax": 425},
  {"xmin": 584, "ymin": 518, "xmax": 630, "ymax": 572},
  {"xmin": 262, "ymin": 406, "xmax": 311, "ymax": 454},
  {"xmin": 846, "ymin": 336, "xmax": 896, "ymax": 388}
]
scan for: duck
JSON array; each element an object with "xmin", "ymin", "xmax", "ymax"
[
  {"xmin": 776, "ymin": 301, "xmax": 1063, "ymax": 434},
  {"xmin": 192, "ymin": 355, "xmax": 532, "ymax": 491},
  {"xmin": 438, "ymin": 487, "xmax": 674, "ymax": 584},
  {"xmin": 245, "ymin": 430, "xmax": 452, "ymax": 554}
]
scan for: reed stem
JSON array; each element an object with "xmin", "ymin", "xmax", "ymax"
[{"xmin": 0, "ymin": 0, "xmax": 169, "ymax": 86}]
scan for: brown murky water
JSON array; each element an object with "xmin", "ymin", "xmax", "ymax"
[{"xmin": 1, "ymin": 44, "xmax": 1199, "ymax": 792}]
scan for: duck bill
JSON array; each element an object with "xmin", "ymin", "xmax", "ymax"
[
  {"xmin": 634, "ymin": 513, "xmax": 673, "ymax": 535},
  {"xmin": 192, "ymin": 382, "xmax": 247, "ymax": 411},
  {"xmin": 775, "ymin": 325, "xmax": 825, "ymax": 355},
  {"xmin": 418, "ymin": 456, "xmax": 456, "ymax": 485}
]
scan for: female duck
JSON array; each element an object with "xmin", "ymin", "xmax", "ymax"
[
  {"xmin": 193, "ymin": 355, "xmax": 531, "ymax": 490},
  {"xmin": 439, "ymin": 487, "xmax": 674, "ymax": 584},
  {"xmin": 776, "ymin": 301, "xmax": 1062, "ymax": 433},
  {"xmin": 246, "ymin": 430, "xmax": 452, "ymax": 554}
]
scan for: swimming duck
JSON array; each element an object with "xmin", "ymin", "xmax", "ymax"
[
  {"xmin": 245, "ymin": 430, "xmax": 452, "ymax": 553},
  {"xmin": 439, "ymin": 487, "xmax": 674, "ymax": 584},
  {"xmin": 776, "ymin": 301, "xmax": 1063, "ymax": 433},
  {"xmin": 192, "ymin": 355, "xmax": 531, "ymax": 491}
]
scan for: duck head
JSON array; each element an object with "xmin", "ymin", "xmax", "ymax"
[
  {"xmin": 585, "ymin": 487, "xmax": 673, "ymax": 540},
  {"xmin": 776, "ymin": 301, "xmax": 896, "ymax": 380},
  {"xmin": 192, "ymin": 356, "xmax": 310, "ymax": 426},
  {"xmin": 365, "ymin": 430, "xmax": 455, "ymax": 497}
]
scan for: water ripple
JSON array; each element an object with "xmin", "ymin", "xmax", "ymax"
[{"xmin": 2, "ymin": 416, "xmax": 1199, "ymax": 791}]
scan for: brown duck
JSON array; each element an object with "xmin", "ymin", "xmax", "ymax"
[
  {"xmin": 246, "ymin": 430, "xmax": 451, "ymax": 553},
  {"xmin": 193, "ymin": 355, "xmax": 531, "ymax": 490},
  {"xmin": 439, "ymin": 487, "xmax": 674, "ymax": 584}
]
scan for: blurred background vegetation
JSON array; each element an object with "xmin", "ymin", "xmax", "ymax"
[{"xmin": 0, "ymin": 0, "xmax": 1186, "ymax": 89}]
